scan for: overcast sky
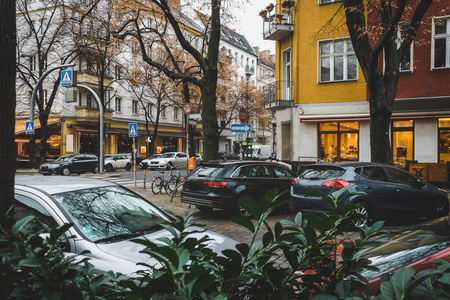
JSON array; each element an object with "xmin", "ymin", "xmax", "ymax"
[{"xmin": 230, "ymin": 0, "xmax": 276, "ymax": 53}]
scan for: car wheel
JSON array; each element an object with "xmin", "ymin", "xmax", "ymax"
[
  {"xmin": 125, "ymin": 163, "xmax": 131, "ymax": 171},
  {"xmin": 429, "ymin": 199, "xmax": 448, "ymax": 219},
  {"xmin": 197, "ymin": 206, "xmax": 213, "ymax": 213},
  {"xmin": 166, "ymin": 162, "xmax": 173, "ymax": 170},
  {"xmin": 235, "ymin": 195, "xmax": 252, "ymax": 218},
  {"xmin": 352, "ymin": 202, "xmax": 371, "ymax": 228},
  {"xmin": 106, "ymin": 164, "xmax": 113, "ymax": 172},
  {"xmin": 61, "ymin": 167, "xmax": 71, "ymax": 176}
]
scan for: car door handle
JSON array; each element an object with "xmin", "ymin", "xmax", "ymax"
[{"xmin": 364, "ymin": 186, "xmax": 372, "ymax": 190}]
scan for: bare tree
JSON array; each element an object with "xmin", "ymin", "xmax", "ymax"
[
  {"xmin": 16, "ymin": 0, "xmax": 74, "ymax": 166},
  {"xmin": 114, "ymin": 0, "xmax": 224, "ymax": 161},
  {"xmin": 343, "ymin": 0, "xmax": 433, "ymax": 163}
]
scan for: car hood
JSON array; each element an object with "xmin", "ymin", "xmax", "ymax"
[{"xmin": 93, "ymin": 226, "xmax": 237, "ymax": 275}]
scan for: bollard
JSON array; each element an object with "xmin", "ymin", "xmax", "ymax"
[{"xmin": 143, "ymin": 170, "xmax": 146, "ymax": 189}]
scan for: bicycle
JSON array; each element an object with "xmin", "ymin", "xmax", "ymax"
[
  {"xmin": 170, "ymin": 180, "xmax": 184, "ymax": 202},
  {"xmin": 151, "ymin": 167, "xmax": 181, "ymax": 195}
]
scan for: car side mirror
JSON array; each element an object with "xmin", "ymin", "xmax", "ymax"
[{"xmin": 412, "ymin": 179, "xmax": 426, "ymax": 188}]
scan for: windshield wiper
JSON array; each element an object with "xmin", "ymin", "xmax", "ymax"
[
  {"xmin": 94, "ymin": 232, "xmax": 140, "ymax": 244},
  {"xmin": 136, "ymin": 224, "xmax": 163, "ymax": 234}
]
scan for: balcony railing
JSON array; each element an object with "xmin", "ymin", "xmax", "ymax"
[
  {"xmin": 263, "ymin": 81, "xmax": 294, "ymax": 109},
  {"xmin": 262, "ymin": 4, "xmax": 294, "ymax": 41}
]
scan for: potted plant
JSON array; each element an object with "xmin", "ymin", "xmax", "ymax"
[
  {"xmin": 266, "ymin": 3, "xmax": 274, "ymax": 12},
  {"xmin": 282, "ymin": 0, "xmax": 295, "ymax": 8},
  {"xmin": 259, "ymin": 9, "xmax": 268, "ymax": 18}
]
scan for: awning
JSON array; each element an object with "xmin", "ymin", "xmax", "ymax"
[
  {"xmin": 299, "ymin": 111, "xmax": 450, "ymax": 123},
  {"xmin": 15, "ymin": 118, "xmax": 61, "ymax": 134}
]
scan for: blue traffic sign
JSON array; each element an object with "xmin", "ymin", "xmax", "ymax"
[
  {"xmin": 61, "ymin": 70, "xmax": 75, "ymax": 87},
  {"xmin": 128, "ymin": 123, "xmax": 138, "ymax": 137},
  {"xmin": 25, "ymin": 121, "xmax": 34, "ymax": 134},
  {"xmin": 231, "ymin": 124, "xmax": 251, "ymax": 133}
]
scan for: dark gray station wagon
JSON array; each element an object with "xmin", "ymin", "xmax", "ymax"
[{"xmin": 181, "ymin": 161, "xmax": 297, "ymax": 217}]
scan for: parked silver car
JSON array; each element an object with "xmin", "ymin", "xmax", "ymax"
[
  {"xmin": 145, "ymin": 152, "xmax": 188, "ymax": 170},
  {"xmin": 14, "ymin": 176, "xmax": 237, "ymax": 276}
]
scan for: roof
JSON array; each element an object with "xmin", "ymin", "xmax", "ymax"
[{"xmin": 15, "ymin": 176, "xmax": 116, "ymax": 195}]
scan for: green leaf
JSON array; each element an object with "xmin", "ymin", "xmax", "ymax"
[
  {"xmin": 335, "ymin": 280, "xmax": 351, "ymax": 298},
  {"xmin": 392, "ymin": 267, "xmax": 415, "ymax": 295},
  {"xmin": 231, "ymin": 215, "xmax": 255, "ymax": 233},
  {"xmin": 238, "ymin": 197, "xmax": 262, "ymax": 219},
  {"xmin": 18, "ymin": 258, "xmax": 44, "ymax": 267},
  {"xmin": 11, "ymin": 215, "xmax": 34, "ymax": 236}
]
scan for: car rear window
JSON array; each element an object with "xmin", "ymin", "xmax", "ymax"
[
  {"xmin": 300, "ymin": 166, "xmax": 345, "ymax": 180},
  {"xmin": 191, "ymin": 165, "xmax": 225, "ymax": 178}
]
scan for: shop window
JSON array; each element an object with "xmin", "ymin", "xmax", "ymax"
[
  {"xmin": 392, "ymin": 120, "xmax": 414, "ymax": 168},
  {"xmin": 439, "ymin": 118, "xmax": 450, "ymax": 163},
  {"xmin": 319, "ymin": 122, "xmax": 359, "ymax": 162}
]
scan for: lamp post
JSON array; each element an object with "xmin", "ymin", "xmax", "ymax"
[{"xmin": 245, "ymin": 64, "xmax": 253, "ymax": 159}]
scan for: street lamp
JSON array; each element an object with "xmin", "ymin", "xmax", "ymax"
[{"xmin": 245, "ymin": 64, "xmax": 254, "ymax": 159}]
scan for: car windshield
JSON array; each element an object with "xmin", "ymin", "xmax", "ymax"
[
  {"xmin": 52, "ymin": 185, "xmax": 172, "ymax": 243},
  {"xmin": 191, "ymin": 165, "xmax": 225, "ymax": 177},
  {"xmin": 300, "ymin": 166, "xmax": 345, "ymax": 180},
  {"xmin": 160, "ymin": 153, "xmax": 175, "ymax": 158},
  {"xmin": 55, "ymin": 155, "xmax": 75, "ymax": 162},
  {"xmin": 105, "ymin": 156, "xmax": 114, "ymax": 160}
]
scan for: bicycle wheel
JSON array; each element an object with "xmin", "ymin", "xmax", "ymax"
[
  {"xmin": 166, "ymin": 175, "xmax": 181, "ymax": 195},
  {"xmin": 170, "ymin": 182, "xmax": 183, "ymax": 202},
  {"xmin": 151, "ymin": 177, "xmax": 163, "ymax": 194}
]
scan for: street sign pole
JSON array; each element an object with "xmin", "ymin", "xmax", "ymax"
[
  {"xmin": 128, "ymin": 123, "xmax": 138, "ymax": 186},
  {"xmin": 134, "ymin": 137, "xmax": 136, "ymax": 187}
]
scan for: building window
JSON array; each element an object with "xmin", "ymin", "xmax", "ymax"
[
  {"xmin": 319, "ymin": 122, "xmax": 359, "ymax": 162},
  {"xmin": 29, "ymin": 55, "xmax": 36, "ymax": 72},
  {"xmin": 282, "ymin": 49, "xmax": 291, "ymax": 100},
  {"xmin": 148, "ymin": 103, "xmax": 153, "ymax": 117},
  {"xmin": 115, "ymin": 97, "xmax": 122, "ymax": 112},
  {"xmin": 392, "ymin": 120, "xmax": 414, "ymax": 168},
  {"xmin": 132, "ymin": 100, "xmax": 138, "ymax": 114},
  {"xmin": 115, "ymin": 65, "xmax": 122, "ymax": 80},
  {"xmin": 174, "ymin": 107, "xmax": 179, "ymax": 120},
  {"xmin": 161, "ymin": 105, "xmax": 166, "ymax": 118},
  {"xmin": 433, "ymin": 17, "xmax": 450, "ymax": 69},
  {"xmin": 86, "ymin": 94, "xmax": 92, "ymax": 108},
  {"xmin": 320, "ymin": 0, "xmax": 340, "ymax": 3},
  {"xmin": 319, "ymin": 38, "xmax": 357, "ymax": 82},
  {"xmin": 396, "ymin": 24, "xmax": 413, "ymax": 72},
  {"xmin": 439, "ymin": 118, "xmax": 450, "ymax": 163},
  {"xmin": 42, "ymin": 89, "xmax": 48, "ymax": 105}
]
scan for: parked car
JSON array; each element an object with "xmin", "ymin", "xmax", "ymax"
[
  {"xmin": 104, "ymin": 154, "xmax": 132, "ymax": 172},
  {"xmin": 14, "ymin": 176, "xmax": 237, "ymax": 277},
  {"xmin": 139, "ymin": 153, "xmax": 162, "ymax": 169},
  {"xmin": 246, "ymin": 145, "xmax": 272, "ymax": 160},
  {"xmin": 289, "ymin": 162, "xmax": 449, "ymax": 227},
  {"xmin": 181, "ymin": 161, "xmax": 298, "ymax": 217},
  {"xmin": 217, "ymin": 151, "xmax": 240, "ymax": 160},
  {"xmin": 145, "ymin": 152, "xmax": 188, "ymax": 170},
  {"xmin": 194, "ymin": 153, "xmax": 203, "ymax": 163},
  {"xmin": 39, "ymin": 154, "xmax": 98, "ymax": 176},
  {"xmin": 359, "ymin": 217, "xmax": 450, "ymax": 292}
]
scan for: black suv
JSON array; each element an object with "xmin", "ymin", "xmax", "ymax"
[
  {"xmin": 181, "ymin": 161, "xmax": 297, "ymax": 217},
  {"xmin": 39, "ymin": 154, "xmax": 98, "ymax": 176}
]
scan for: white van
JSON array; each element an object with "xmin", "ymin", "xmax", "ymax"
[{"xmin": 249, "ymin": 145, "xmax": 272, "ymax": 160}]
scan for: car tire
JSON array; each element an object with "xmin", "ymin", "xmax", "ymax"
[
  {"xmin": 235, "ymin": 195, "xmax": 252, "ymax": 218},
  {"xmin": 197, "ymin": 206, "xmax": 213, "ymax": 213},
  {"xmin": 352, "ymin": 201, "xmax": 371, "ymax": 228},
  {"xmin": 428, "ymin": 199, "xmax": 448, "ymax": 219},
  {"xmin": 105, "ymin": 164, "xmax": 113, "ymax": 172},
  {"xmin": 61, "ymin": 167, "xmax": 71, "ymax": 176},
  {"xmin": 125, "ymin": 163, "xmax": 131, "ymax": 171}
]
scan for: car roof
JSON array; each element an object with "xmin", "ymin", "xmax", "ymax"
[
  {"xmin": 201, "ymin": 160, "xmax": 291, "ymax": 168},
  {"xmin": 15, "ymin": 176, "xmax": 116, "ymax": 195},
  {"xmin": 305, "ymin": 162, "xmax": 388, "ymax": 168}
]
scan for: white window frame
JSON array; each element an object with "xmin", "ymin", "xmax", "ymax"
[
  {"xmin": 318, "ymin": 38, "xmax": 357, "ymax": 83},
  {"xmin": 29, "ymin": 55, "xmax": 36, "ymax": 72},
  {"xmin": 282, "ymin": 48, "xmax": 292, "ymax": 100},
  {"xmin": 432, "ymin": 16, "xmax": 450, "ymax": 69},
  {"xmin": 115, "ymin": 97, "xmax": 122, "ymax": 112},
  {"xmin": 132, "ymin": 100, "xmax": 138, "ymax": 114},
  {"xmin": 174, "ymin": 107, "xmax": 179, "ymax": 120},
  {"xmin": 148, "ymin": 103, "xmax": 153, "ymax": 117},
  {"xmin": 161, "ymin": 105, "xmax": 166, "ymax": 118}
]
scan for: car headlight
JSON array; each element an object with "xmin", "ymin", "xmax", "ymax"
[{"xmin": 48, "ymin": 164, "xmax": 60, "ymax": 169}]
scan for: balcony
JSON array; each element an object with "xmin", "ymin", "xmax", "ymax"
[
  {"xmin": 263, "ymin": 81, "xmax": 294, "ymax": 109},
  {"xmin": 262, "ymin": 4, "xmax": 294, "ymax": 41},
  {"xmin": 77, "ymin": 71, "xmax": 113, "ymax": 89}
]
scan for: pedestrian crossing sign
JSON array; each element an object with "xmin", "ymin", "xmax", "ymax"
[
  {"xmin": 25, "ymin": 121, "xmax": 34, "ymax": 134},
  {"xmin": 61, "ymin": 70, "xmax": 77, "ymax": 87},
  {"xmin": 128, "ymin": 123, "xmax": 138, "ymax": 137}
]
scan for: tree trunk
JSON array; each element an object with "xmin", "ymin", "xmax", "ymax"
[
  {"xmin": 201, "ymin": 76, "xmax": 219, "ymax": 162},
  {"xmin": 369, "ymin": 92, "xmax": 393, "ymax": 163},
  {"xmin": 0, "ymin": 0, "xmax": 17, "ymax": 215}
]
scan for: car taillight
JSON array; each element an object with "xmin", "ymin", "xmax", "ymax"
[
  {"xmin": 321, "ymin": 179, "xmax": 349, "ymax": 189},
  {"xmin": 292, "ymin": 178, "xmax": 298, "ymax": 185},
  {"xmin": 183, "ymin": 178, "xmax": 188, "ymax": 184},
  {"xmin": 204, "ymin": 181, "xmax": 228, "ymax": 188}
]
